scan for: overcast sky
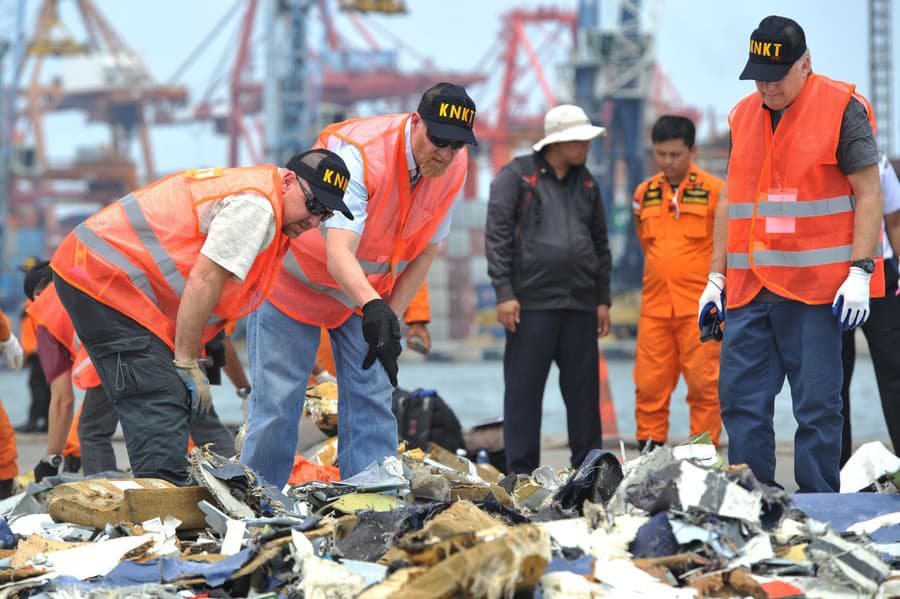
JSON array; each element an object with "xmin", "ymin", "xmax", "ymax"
[{"xmin": 6, "ymin": 0, "xmax": 898, "ymax": 173}]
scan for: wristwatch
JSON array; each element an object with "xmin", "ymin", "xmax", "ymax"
[
  {"xmin": 44, "ymin": 454, "xmax": 63, "ymax": 468},
  {"xmin": 236, "ymin": 386, "xmax": 251, "ymax": 399},
  {"xmin": 851, "ymin": 258, "xmax": 876, "ymax": 274}
]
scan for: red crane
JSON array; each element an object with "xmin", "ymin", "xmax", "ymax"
[
  {"xmin": 474, "ymin": 7, "xmax": 579, "ymax": 178},
  {"xmin": 181, "ymin": 0, "xmax": 483, "ymax": 168},
  {"xmin": 11, "ymin": 0, "xmax": 187, "ymax": 207}
]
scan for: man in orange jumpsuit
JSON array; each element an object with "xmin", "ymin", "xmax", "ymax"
[
  {"xmin": 632, "ymin": 115, "xmax": 723, "ymax": 451},
  {"xmin": 0, "ymin": 308, "xmax": 24, "ymax": 497}
]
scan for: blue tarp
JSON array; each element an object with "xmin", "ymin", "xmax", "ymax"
[
  {"xmin": 105, "ymin": 547, "xmax": 253, "ymax": 587},
  {"xmin": 793, "ymin": 493, "xmax": 900, "ymax": 543}
]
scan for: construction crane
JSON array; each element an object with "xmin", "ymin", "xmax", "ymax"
[
  {"xmin": 338, "ymin": 0, "xmax": 406, "ymax": 13},
  {"xmin": 12, "ymin": 0, "xmax": 187, "ymax": 188},
  {"xmin": 184, "ymin": 0, "xmax": 481, "ymax": 168},
  {"xmin": 571, "ymin": 0, "xmax": 654, "ymax": 294},
  {"xmin": 0, "ymin": 0, "xmax": 188, "ymax": 301},
  {"xmin": 474, "ymin": 7, "xmax": 578, "ymax": 176},
  {"xmin": 869, "ymin": 0, "xmax": 893, "ymax": 154},
  {"xmin": 264, "ymin": 0, "xmax": 314, "ymax": 165}
]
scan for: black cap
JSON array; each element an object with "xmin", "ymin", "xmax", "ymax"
[
  {"xmin": 285, "ymin": 149, "xmax": 354, "ymax": 220},
  {"xmin": 23, "ymin": 260, "xmax": 52, "ymax": 301},
  {"xmin": 417, "ymin": 82, "xmax": 478, "ymax": 146},
  {"xmin": 18, "ymin": 256, "xmax": 42, "ymax": 272},
  {"xmin": 739, "ymin": 16, "xmax": 807, "ymax": 82}
]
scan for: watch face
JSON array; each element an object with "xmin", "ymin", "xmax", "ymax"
[
  {"xmin": 853, "ymin": 258, "xmax": 876, "ymax": 273},
  {"xmin": 49, "ymin": 455, "xmax": 62, "ymax": 467}
]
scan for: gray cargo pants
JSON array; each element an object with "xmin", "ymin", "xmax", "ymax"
[
  {"xmin": 78, "ymin": 385, "xmax": 235, "ymax": 476},
  {"xmin": 55, "ymin": 274, "xmax": 234, "ymax": 485}
]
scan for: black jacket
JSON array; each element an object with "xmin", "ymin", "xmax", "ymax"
[{"xmin": 485, "ymin": 153, "xmax": 611, "ymax": 311}]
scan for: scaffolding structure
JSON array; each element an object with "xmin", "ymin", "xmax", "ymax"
[{"xmin": 869, "ymin": 0, "xmax": 893, "ymax": 154}]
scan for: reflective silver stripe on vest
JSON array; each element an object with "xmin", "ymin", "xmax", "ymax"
[
  {"xmin": 74, "ymin": 224, "xmax": 161, "ymax": 307},
  {"xmin": 729, "ymin": 195, "xmax": 856, "ymax": 220},
  {"xmin": 77, "ymin": 196, "xmax": 222, "ymax": 327},
  {"xmin": 120, "ymin": 194, "xmax": 186, "ymax": 296},
  {"xmin": 757, "ymin": 195, "xmax": 854, "ymax": 217},
  {"xmin": 753, "ymin": 245, "xmax": 853, "ymax": 267},
  {"xmin": 728, "ymin": 204, "xmax": 755, "ymax": 219},
  {"xmin": 121, "ymin": 195, "xmax": 221, "ymax": 327},
  {"xmin": 754, "ymin": 245, "xmax": 853, "ymax": 267},
  {"xmin": 282, "ymin": 251, "xmax": 357, "ymax": 309},
  {"xmin": 727, "ymin": 253, "xmax": 750, "ymax": 269},
  {"xmin": 73, "ymin": 358, "xmax": 92, "ymax": 380},
  {"xmin": 358, "ymin": 259, "xmax": 391, "ymax": 275},
  {"xmin": 729, "ymin": 242, "xmax": 882, "ymax": 270},
  {"xmin": 395, "ymin": 259, "xmax": 410, "ymax": 274}
]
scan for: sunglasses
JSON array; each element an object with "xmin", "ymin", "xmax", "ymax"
[
  {"xmin": 426, "ymin": 129, "xmax": 465, "ymax": 151},
  {"xmin": 300, "ymin": 182, "xmax": 334, "ymax": 221}
]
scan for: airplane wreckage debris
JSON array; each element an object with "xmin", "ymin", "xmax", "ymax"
[{"xmin": 0, "ymin": 438, "xmax": 899, "ymax": 597}]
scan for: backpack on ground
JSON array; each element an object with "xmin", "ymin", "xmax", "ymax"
[{"xmin": 392, "ymin": 387, "xmax": 465, "ymax": 453}]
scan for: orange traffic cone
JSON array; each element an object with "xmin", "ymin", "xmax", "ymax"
[{"xmin": 598, "ymin": 349, "xmax": 619, "ymax": 440}]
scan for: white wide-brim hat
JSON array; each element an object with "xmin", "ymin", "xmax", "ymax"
[{"xmin": 533, "ymin": 104, "xmax": 607, "ymax": 152}]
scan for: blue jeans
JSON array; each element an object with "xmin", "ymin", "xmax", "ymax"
[
  {"xmin": 240, "ymin": 301, "xmax": 397, "ymax": 488},
  {"xmin": 719, "ymin": 301, "xmax": 843, "ymax": 492}
]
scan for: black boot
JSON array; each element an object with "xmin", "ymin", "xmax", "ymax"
[
  {"xmin": 0, "ymin": 479, "xmax": 14, "ymax": 500},
  {"xmin": 637, "ymin": 439, "xmax": 664, "ymax": 453},
  {"xmin": 63, "ymin": 456, "xmax": 81, "ymax": 474}
]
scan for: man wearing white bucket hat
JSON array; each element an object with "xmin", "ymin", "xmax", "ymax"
[{"xmin": 486, "ymin": 104, "xmax": 612, "ymax": 474}]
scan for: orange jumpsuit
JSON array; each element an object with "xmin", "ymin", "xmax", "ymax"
[
  {"xmin": 0, "ymin": 312, "xmax": 18, "ymax": 480},
  {"xmin": 308, "ymin": 283, "xmax": 432, "ymax": 385},
  {"xmin": 632, "ymin": 165, "xmax": 723, "ymax": 445}
]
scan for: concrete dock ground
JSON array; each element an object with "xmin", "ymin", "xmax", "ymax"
[{"xmin": 11, "ymin": 430, "xmax": 802, "ymax": 492}]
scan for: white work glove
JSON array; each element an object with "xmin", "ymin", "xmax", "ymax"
[
  {"xmin": 0, "ymin": 333, "xmax": 24, "ymax": 371},
  {"xmin": 697, "ymin": 272, "xmax": 726, "ymax": 330},
  {"xmin": 832, "ymin": 266, "xmax": 872, "ymax": 331},
  {"xmin": 314, "ymin": 370, "xmax": 337, "ymax": 384}
]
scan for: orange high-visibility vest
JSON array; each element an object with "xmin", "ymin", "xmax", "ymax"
[
  {"xmin": 27, "ymin": 283, "xmax": 76, "ymax": 360},
  {"xmin": 51, "ymin": 167, "xmax": 289, "ymax": 348},
  {"xmin": 26, "ymin": 282, "xmax": 102, "ymax": 389},
  {"xmin": 0, "ymin": 312, "xmax": 17, "ymax": 478},
  {"xmin": 20, "ymin": 303, "xmax": 37, "ymax": 357},
  {"xmin": 72, "ymin": 346, "xmax": 101, "ymax": 390},
  {"xmin": 726, "ymin": 74, "xmax": 885, "ymax": 308},
  {"xmin": 269, "ymin": 114, "xmax": 466, "ymax": 327}
]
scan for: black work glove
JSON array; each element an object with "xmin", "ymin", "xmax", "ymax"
[
  {"xmin": 361, "ymin": 299, "xmax": 402, "ymax": 387},
  {"xmin": 33, "ymin": 454, "xmax": 61, "ymax": 482},
  {"xmin": 203, "ymin": 331, "xmax": 227, "ymax": 385},
  {"xmin": 204, "ymin": 331, "xmax": 228, "ymax": 368}
]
